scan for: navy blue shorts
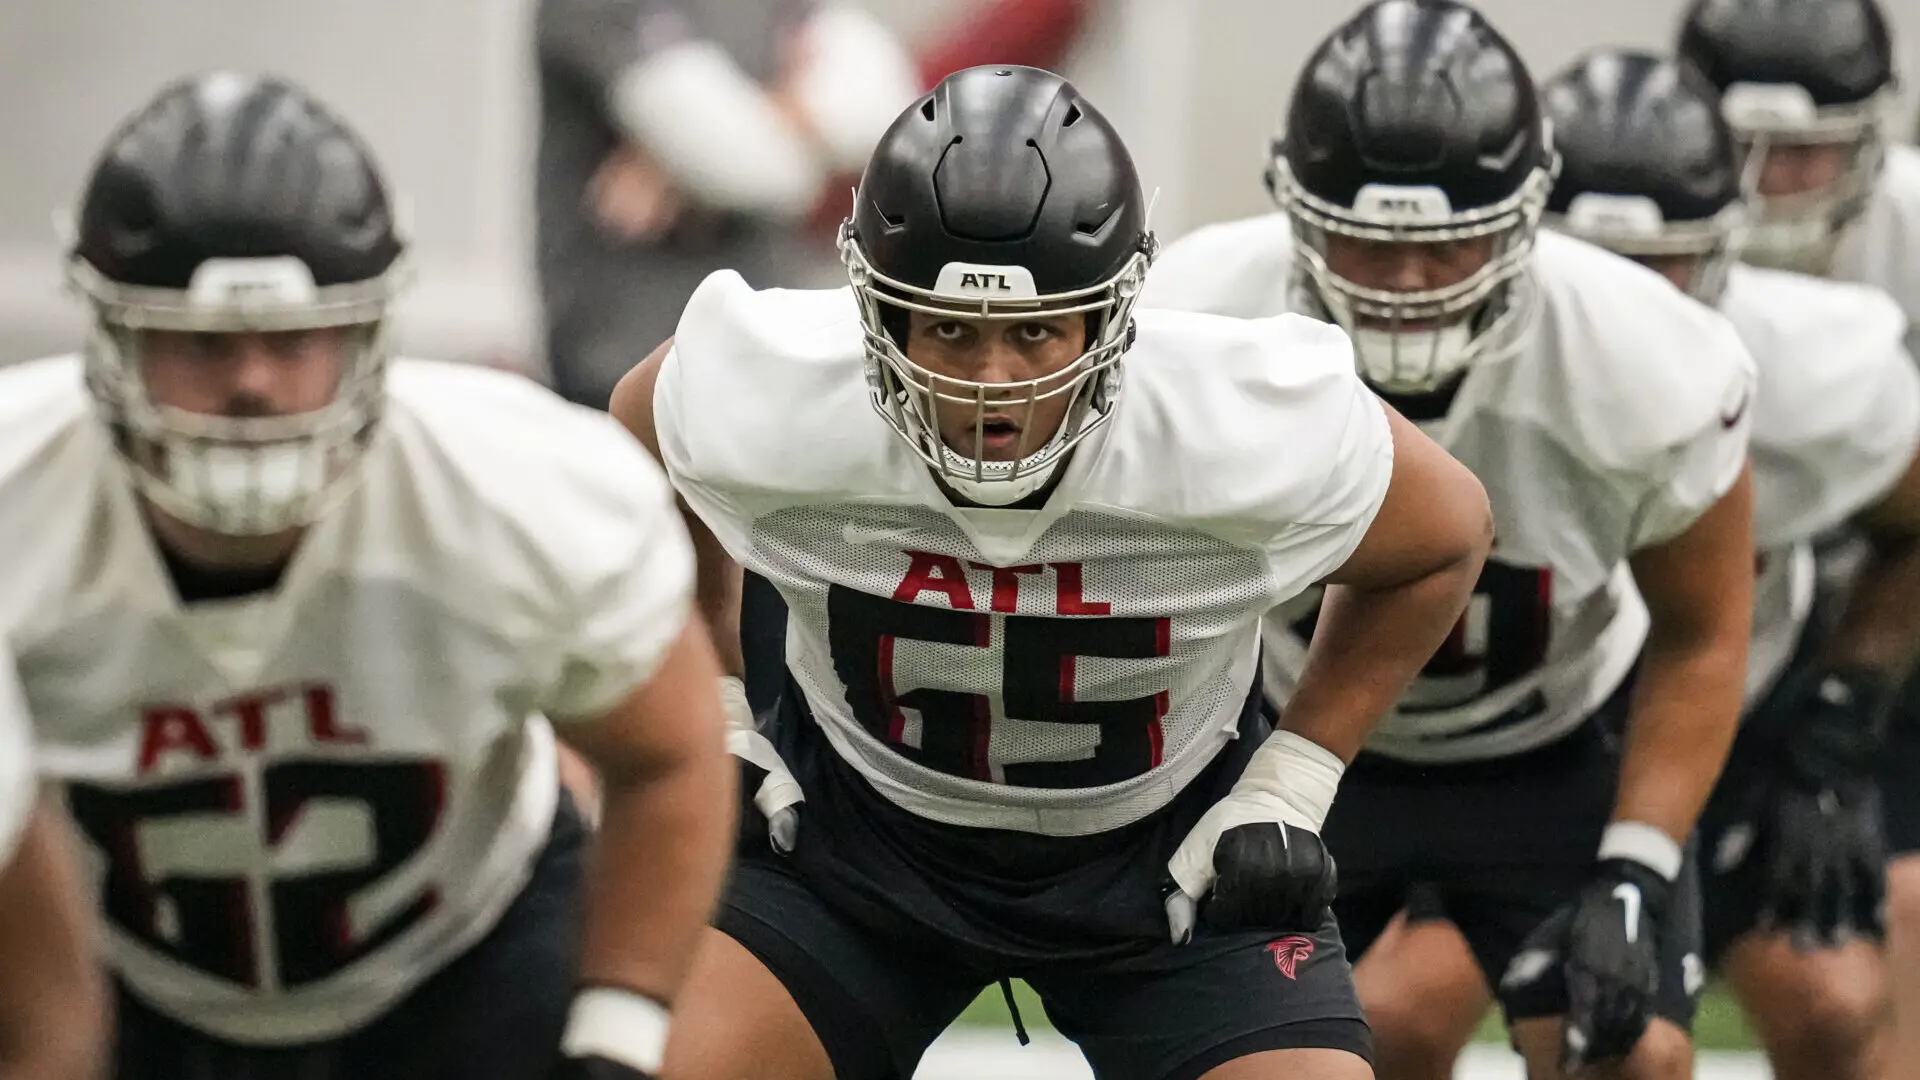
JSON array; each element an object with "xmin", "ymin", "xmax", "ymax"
[{"xmin": 716, "ymin": 683, "xmax": 1372, "ymax": 1080}]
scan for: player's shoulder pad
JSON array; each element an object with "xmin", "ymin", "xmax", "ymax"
[
  {"xmin": 660, "ymin": 269, "xmax": 894, "ymax": 505},
  {"xmin": 1141, "ymin": 212, "xmax": 1297, "ymax": 318},
  {"xmin": 1089, "ymin": 308, "xmax": 1385, "ymax": 547},
  {"xmin": 383, "ymin": 359, "xmax": 680, "ymax": 577},
  {"xmin": 1528, "ymin": 231, "xmax": 1755, "ymax": 471},
  {"xmin": 1720, "ymin": 264, "xmax": 1912, "ymax": 449}
]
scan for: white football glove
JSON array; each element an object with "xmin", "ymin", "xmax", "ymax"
[
  {"xmin": 1164, "ymin": 730, "xmax": 1344, "ymax": 943},
  {"xmin": 720, "ymin": 676, "xmax": 803, "ymax": 854}
]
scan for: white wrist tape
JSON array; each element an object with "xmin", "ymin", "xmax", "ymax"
[
  {"xmin": 1232, "ymin": 729, "xmax": 1345, "ymax": 833},
  {"xmin": 608, "ymin": 39, "xmax": 825, "ymax": 219},
  {"xmin": 561, "ymin": 987, "xmax": 670, "ymax": 1073},
  {"xmin": 1598, "ymin": 820, "xmax": 1683, "ymax": 881},
  {"xmin": 718, "ymin": 675, "xmax": 755, "ymax": 733}
]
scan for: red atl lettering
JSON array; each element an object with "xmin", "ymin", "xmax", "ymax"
[
  {"xmin": 1051, "ymin": 562, "xmax": 1111, "ymax": 616},
  {"xmin": 303, "ymin": 684, "xmax": 365, "ymax": 745},
  {"xmin": 892, "ymin": 551, "xmax": 976, "ymax": 610},
  {"xmin": 969, "ymin": 562, "xmax": 1044, "ymax": 613},
  {"xmin": 137, "ymin": 707, "xmax": 219, "ymax": 773},
  {"xmin": 210, "ymin": 688, "xmax": 289, "ymax": 752}
]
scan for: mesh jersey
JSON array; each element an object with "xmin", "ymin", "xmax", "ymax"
[
  {"xmin": 1719, "ymin": 264, "xmax": 1920, "ymax": 704},
  {"xmin": 0, "ymin": 651, "xmax": 33, "ymax": 871},
  {"xmin": 658, "ymin": 271, "xmax": 1393, "ymax": 835},
  {"xmin": 0, "ymin": 357, "xmax": 693, "ymax": 1044},
  {"xmin": 1836, "ymin": 145, "xmax": 1920, "ymax": 360},
  {"xmin": 1150, "ymin": 226, "xmax": 1754, "ymax": 763}
]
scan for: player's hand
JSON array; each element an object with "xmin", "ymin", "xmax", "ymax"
[
  {"xmin": 1757, "ymin": 667, "xmax": 1890, "ymax": 948},
  {"xmin": 1551, "ymin": 856, "xmax": 1672, "ymax": 1071},
  {"xmin": 1164, "ymin": 814, "xmax": 1337, "ymax": 944},
  {"xmin": 586, "ymin": 145, "xmax": 684, "ymax": 244},
  {"xmin": 720, "ymin": 676, "xmax": 802, "ymax": 854},
  {"xmin": 1164, "ymin": 730, "xmax": 1342, "ymax": 944}
]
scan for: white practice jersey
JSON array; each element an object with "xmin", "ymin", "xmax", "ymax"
[
  {"xmin": 658, "ymin": 271, "xmax": 1393, "ymax": 836},
  {"xmin": 0, "ymin": 358, "xmax": 693, "ymax": 1044},
  {"xmin": 0, "ymin": 651, "xmax": 34, "ymax": 873},
  {"xmin": 1149, "ymin": 224, "xmax": 1753, "ymax": 764},
  {"xmin": 1719, "ymin": 264, "xmax": 1920, "ymax": 704},
  {"xmin": 1836, "ymin": 144, "xmax": 1920, "ymax": 360}
]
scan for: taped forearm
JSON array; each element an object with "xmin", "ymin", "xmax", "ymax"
[
  {"xmin": 786, "ymin": 5, "xmax": 922, "ymax": 173},
  {"xmin": 608, "ymin": 40, "xmax": 825, "ymax": 219}
]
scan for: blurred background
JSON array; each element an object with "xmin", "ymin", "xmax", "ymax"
[{"xmin": 2, "ymin": 0, "xmax": 1913, "ymax": 377}]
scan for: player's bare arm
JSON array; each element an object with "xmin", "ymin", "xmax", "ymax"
[
  {"xmin": 553, "ymin": 615, "xmax": 735, "ymax": 1076},
  {"xmin": 1620, "ymin": 464, "xmax": 1756, "ymax": 846},
  {"xmin": 611, "ymin": 342, "xmax": 744, "ymax": 678},
  {"xmin": 0, "ymin": 804, "xmax": 105, "ymax": 1080},
  {"xmin": 1284, "ymin": 403, "xmax": 1494, "ymax": 761},
  {"xmin": 1824, "ymin": 449, "xmax": 1920, "ymax": 674}
]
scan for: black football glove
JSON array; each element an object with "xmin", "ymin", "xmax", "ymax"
[
  {"xmin": 1756, "ymin": 666, "xmax": 1892, "ymax": 949},
  {"xmin": 1556, "ymin": 856, "xmax": 1673, "ymax": 1072},
  {"xmin": 1166, "ymin": 820, "xmax": 1338, "ymax": 943}
]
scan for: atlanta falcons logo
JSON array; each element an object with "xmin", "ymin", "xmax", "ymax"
[{"xmin": 1265, "ymin": 936, "xmax": 1316, "ymax": 980}]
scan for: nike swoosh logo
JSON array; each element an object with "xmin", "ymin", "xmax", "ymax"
[
  {"xmin": 841, "ymin": 523, "xmax": 919, "ymax": 547},
  {"xmin": 1613, "ymin": 882, "xmax": 1642, "ymax": 944}
]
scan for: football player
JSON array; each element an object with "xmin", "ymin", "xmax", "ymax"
[
  {"xmin": 0, "ymin": 656, "xmax": 104, "ymax": 1080},
  {"xmin": 5, "ymin": 73, "xmax": 732, "ymax": 1080},
  {"xmin": 1311, "ymin": 50, "xmax": 1920, "ymax": 1080},
  {"xmin": 1676, "ymin": 3, "xmax": 1920, "ymax": 1073},
  {"xmin": 612, "ymin": 64, "xmax": 1495, "ymax": 1080},
  {"xmin": 1144, "ymin": 4, "xmax": 1759, "ymax": 1079}
]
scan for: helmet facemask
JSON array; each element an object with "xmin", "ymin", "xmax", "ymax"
[
  {"xmin": 70, "ymin": 254, "xmax": 407, "ymax": 536},
  {"xmin": 840, "ymin": 222, "xmax": 1151, "ymax": 506},
  {"xmin": 1551, "ymin": 192, "xmax": 1748, "ymax": 305},
  {"xmin": 1271, "ymin": 149, "xmax": 1557, "ymax": 394},
  {"xmin": 1722, "ymin": 82, "xmax": 1893, "ymax": 275}
]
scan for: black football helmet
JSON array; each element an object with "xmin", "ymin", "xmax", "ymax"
[
  {"xmin": 839, "ymin": 65, "xmax": 1153, "ymax": 506},
  {"xmin": 68, "ymin": 72, "xmax": 407, "ymax": 536},
  {"xmin": 1678, "ymin": 0, "xmax": 1897, "ymax": 272},
  {"xmin": 1270, "ymin": 0, "xmax": 1557, "ymax": 393},
  {"xmin": 1542, "ymin": 50, "xmax": 1748, "ymax": 303}
]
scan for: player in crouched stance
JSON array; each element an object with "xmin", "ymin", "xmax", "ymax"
[
  {"xmin": 1, "ymin": 73, "xmax": 733, "ymax": 1080},
  {"xmin": 612, "ymin": 65, "xmax": 1492, "ymax": 1080}
]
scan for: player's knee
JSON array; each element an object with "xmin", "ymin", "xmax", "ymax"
[
  {"xmin": 1363, "ymin": 988, "xmax": 1481, "ymax": 1078},
  {"xmin": 1620, "ymin": 1019, "xmax": 1693, "ymax": 1080},
  {"xmin": 1758, "ymin": 963, "xmax": 1887, "ymax": 1074}
]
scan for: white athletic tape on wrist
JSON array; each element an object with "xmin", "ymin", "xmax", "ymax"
[
  {"xmin": 1165, "ymin": 730, "xmax": 1345, "ymax": 900},
  {"xmin": 561, "ymin": 987, "xmax": 670, "ymax": 1073},
  {"xmin": 1235, "ymin": 730, "xmax": 1345, "ymax": 832},
  {"xmin": 1598, "ymin": 820, "xmax": 1683, "ymax": 881},
  {"xmin": 719, "ymin": 677, "xmax": 804, "ymax": 820}
]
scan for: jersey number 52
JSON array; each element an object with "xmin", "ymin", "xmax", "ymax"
[{"xmin": 67, "ymin": 759, "xmax": 445, "ymax": 989}]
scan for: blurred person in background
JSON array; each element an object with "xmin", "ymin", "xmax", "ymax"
[
  {"xmin": 533, "ymin": 0, "xmax": 920, "ymax": 413},
  {"xmin": 1147, "ymin": 3, "xmax": 1761, "ymax": 1078},
  {"xmin": 1677, "ymin": 5, "xmax": 1920, "ymax": 1077},
  {"xmin": 1304, "ymin": 50, "xmax": 1920, "ymax": 1080},
  {"xmin": 10, "ymin": 72, "xmax": 733, "ymax": 1080},
  {"xmin": 0, "ymin": 656, "xmax": 103, "ymax": 1080}
]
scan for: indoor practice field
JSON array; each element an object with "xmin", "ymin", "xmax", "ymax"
[{"xmin": 924, "ymin": 981, "xmax": 1771, "ymax": 1078}]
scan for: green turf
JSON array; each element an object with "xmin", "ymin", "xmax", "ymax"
[{"xmin": 954, "ymin": 979, "xmax": 1760, "ymax": 1053}]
